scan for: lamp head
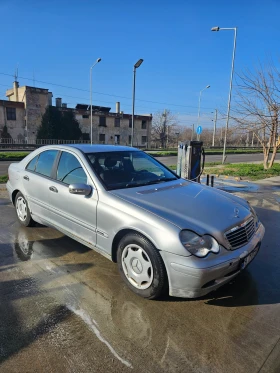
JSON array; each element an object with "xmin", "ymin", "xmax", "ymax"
[{"xmin": 134, "ymin": 59, "xmax": 144, "ymax": 68}]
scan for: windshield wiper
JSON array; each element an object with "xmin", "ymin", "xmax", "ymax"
[{"xmin": 157, "ymin": 177, "xmax": 177, "ymax": 182}]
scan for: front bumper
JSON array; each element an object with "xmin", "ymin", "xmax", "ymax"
[{"xmin": 160, "ymin": 223, "xmax": 265, "ymax": 298}]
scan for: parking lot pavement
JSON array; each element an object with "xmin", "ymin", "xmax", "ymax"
[{"xmin": 0, "ymin": 182, "xmax": 280, "ymax": 373}]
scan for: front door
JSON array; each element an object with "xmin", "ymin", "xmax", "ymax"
[
  {"xmin": 114, "ymin": 135, "xmax": 120, "ymax": 145},
  {"xmin": 47, "ymin": 151, "xmax": 98, "ymax": 246}
]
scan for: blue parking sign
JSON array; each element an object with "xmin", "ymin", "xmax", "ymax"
[{"xmin": 196, "ymin": 126, "xmax": 202, "ymax": 135}]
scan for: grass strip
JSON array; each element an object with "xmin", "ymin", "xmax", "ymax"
[
  {"xmin": 203, "ymin": 163, "xmax": 280, "ymax": 180},
  {"xmin": 0, "ymin": 152, "xmax": 29, "ymax": 161},
  {"xmin": 0, "ymin": 175, "xmax": 8, "ymax": 183}
]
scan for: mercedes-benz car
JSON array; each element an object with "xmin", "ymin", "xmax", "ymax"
[{"xmin": 7, "ymin": 144, "xmax": 265, "ymax": 299}]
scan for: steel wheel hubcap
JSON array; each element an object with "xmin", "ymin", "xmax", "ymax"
[
  {"xmin": 16, "ymin": 197, "xmax": 27, "ymax": 222},
  {"xmin": 121, "ymin": 244, "xmax": 153, "ymax": 290}
]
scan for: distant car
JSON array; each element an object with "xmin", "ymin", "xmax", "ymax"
[{"xmin": 7, "ymin": 144, "xmax": 265, "ymax": 299}]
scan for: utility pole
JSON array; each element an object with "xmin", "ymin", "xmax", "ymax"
[
  {"xmin": 131, "ymin": 59, "xmax": 144, "ymax": 146},
  {"xmin": 90, "ymin": 58, "xmax": 102, "ymax": 145},
  {"xmin": 191, "ymin": 124, "xmax": 194, "ymax": 140},
  {"xmin": 212, "ymin": 109, "xmax": 217, "ymax": 147},
  {"xmin": 211, "ymin": 26, "xmax": 237, "ymax": 163},
  {"xmin": 163, "ymin": 109, "xmax": 167, "ymax": 148},
  {"xmin": 246, "ymin": 131, "xmax": 249, "ymax": 147}
]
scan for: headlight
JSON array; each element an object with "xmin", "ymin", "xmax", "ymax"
[{"xmin": 180, "ymin": 230, "xmax": 220, "ymax": 258}]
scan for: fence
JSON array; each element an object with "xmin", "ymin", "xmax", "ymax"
[
  {"xmin": 0, "ymin": 138, "xmax": 92, "ymax": 145},
  {"xmin": 0, "ymin": 138, "xmax": 148, "ymax": 150}
]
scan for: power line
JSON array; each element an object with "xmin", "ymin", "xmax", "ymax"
[
  {"xmin": 0, "ymin": 77, "xmax": 225, "ymax": 119},
  {"xmin": 0, "ymin": 79, "xmax": 216, "ymax": 114},
  {"xmin": 0, "ymin": 71, "xmax": 218, "ymax": 111}
]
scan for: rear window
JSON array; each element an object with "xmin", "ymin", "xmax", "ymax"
[
  {"xmin": 26, "ymin": 155, "xmax": 39, "ymax": 171},
  {"xmin": 35, "ymin": 150, "xmax": 58, "ymax": 177}
]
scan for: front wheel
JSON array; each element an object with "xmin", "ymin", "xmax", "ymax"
[
  {"xmin": 15, "ymin": 192, "xmax": 35, "ymax": 227},
  {"xmin": 117, "ymin": 233, "xmax": 168, "ymax": 299}
]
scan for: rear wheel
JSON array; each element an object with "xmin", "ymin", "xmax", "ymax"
[
  {"xmin": 15, "ymin": 192, "xmax": 35, "ymax": 227},
  {"xmin": 117, "ymin": 233, "xmax": 167, "ymax": 299}
]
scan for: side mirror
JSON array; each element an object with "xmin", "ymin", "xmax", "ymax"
[{"xmin": 69, "ymin": 183, "xmax": 92, "ymax": 196}]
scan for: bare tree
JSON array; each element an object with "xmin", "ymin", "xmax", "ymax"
[
  {"xmin": 232, "ymin": 63, "xmax": 280, "ymax": 169},
  {"xmin": 151, "ymin": 110, "xmax": 178, "ymax": 148}
]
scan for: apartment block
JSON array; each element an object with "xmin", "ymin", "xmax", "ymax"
[
  {"xmin": 0, "ymin": 99, "xmax": 25, "ymax": 140},
  {"xmin": 6, "ymin": 81, "xmax": 52, "ymax": 139},
  {"xmin": 3, "ymin": 81, "xmax": 152, "ymax": 147}
]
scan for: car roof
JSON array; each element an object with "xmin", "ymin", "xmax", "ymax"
[{"xmin": 64, "ymin": 144, "xmax": 139, "ymax": 153}]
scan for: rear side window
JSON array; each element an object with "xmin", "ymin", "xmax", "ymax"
[
  {"xmin": 26, "ymin": 155, "xmax": 39, "ymax": 171},
  {"xmin": 56, "ymin": 152, "xmax": 87, "ymax": 185},
  {"xmin": 36, "ymin": 150, "xmax": 58, "ymax": 177}
]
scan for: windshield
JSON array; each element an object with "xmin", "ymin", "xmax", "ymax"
[{"xmin": 86, "ymin": 151, "xmax": 178, "ymax": 190}]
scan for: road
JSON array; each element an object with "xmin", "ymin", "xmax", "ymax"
[
  {"xmin": 0, "ymin": 161, "xmax": 17, "ymax": 176},
  {"xmin": 0, "ymin": 182, "xmax": 280, "ymax": 372},
  {"xmin": 1, "ymin": 153, "xmax": 279, "ymax": 176},
  {"xmin": 157, "ymin": 152, "xmax": 280, "ymax": 167}
]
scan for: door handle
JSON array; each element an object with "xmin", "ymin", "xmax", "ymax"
[
  {"xmin": 23, "ymin": 175, "xmax": 29, "ymax": 181},
  {"xmin": 49, "ymin": 186, "xmax": 58, "ymax": 193}
]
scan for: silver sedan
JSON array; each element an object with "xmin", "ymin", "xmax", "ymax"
[{"xmin": 7, "ymin": 144, "xmax": 265, "ymax": 299}]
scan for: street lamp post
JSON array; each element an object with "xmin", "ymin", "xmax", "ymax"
[
  {"xmin": 131, "ymin": 58, "xmax": 144, "ymax": 147},
  {"xmin": 197, "ymin": 85, "xmax": 210, "ymax": 139},
  {"xmin": 211, "ymin": 26, "xmax": 237, "ymax": 163},
  {"xmin": 90, "ymin": 58, "xmax": 101, "ymax": 145},
  {"xmin": 212, "ymin": 109, "xmax": 217, "ymax": 147}
]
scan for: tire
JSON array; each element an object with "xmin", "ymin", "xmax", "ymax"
[
  {"xmin": 15, "ymin": 192, "xmax": 35, "ymax": 227},
  {"xmin": 117, "ymin": 233, "xmax": 168, "ymax": 299}
]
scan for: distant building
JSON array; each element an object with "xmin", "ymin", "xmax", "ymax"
[
  {"xmin": 0, "ymin": 99, "xmax": 25, "ymax": 140},
  {"xmin": 2, "ymin": 81, "xmax": 152, "ymax": 147},
  {"xmin": 6, "ymin": 81, "xmax": 52, "ymax": 141},
  {"xmin": 59, "ymin": 101, "xmax": 152, "ymax": 147}
]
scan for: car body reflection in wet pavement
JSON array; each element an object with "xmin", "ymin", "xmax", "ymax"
[{"xmin": 1, "ymin": 191, "xmax": 280, "ymax": 372}]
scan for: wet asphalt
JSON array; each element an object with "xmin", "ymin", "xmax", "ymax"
[{"xmin": 0, "ymin": 180, "xmax": 280, "ymax": 373}]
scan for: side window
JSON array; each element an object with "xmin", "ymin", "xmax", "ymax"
[
  {"xmin": 26, "ymin": 155, "xmax": 39, "ymax": 171},
  {"xmin": 36, "ymin": 150, "xmax": 58, "ymax": 177},
  {"xmin": 57, "ymin": 152, "xmax": 87, "ymax": 185}
]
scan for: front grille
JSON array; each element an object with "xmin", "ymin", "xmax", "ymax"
[{"xmin": 225, "ymin": 217, "xmax": 256, "ymax": 250}]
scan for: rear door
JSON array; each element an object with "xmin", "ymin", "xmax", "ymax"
[
  {"xmin": 47, "ymin": 150, "xmax": 98, "ymax": 246},
  {"xmin": 23, "ymin": 150, "xmax": 59, "ymax": 220}
]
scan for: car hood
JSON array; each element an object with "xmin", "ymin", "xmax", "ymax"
[{"xmin": 110, "ymin": 179, "xmax": 251, "ymax": 239}]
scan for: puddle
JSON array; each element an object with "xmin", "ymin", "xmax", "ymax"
[
  {"xmin": 201, "ymin": 178, "xmax": 260, "ymax": 193},
  {"xmin": 216, "ymin": 184, "xmax": 260, "ymax": 193}
]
